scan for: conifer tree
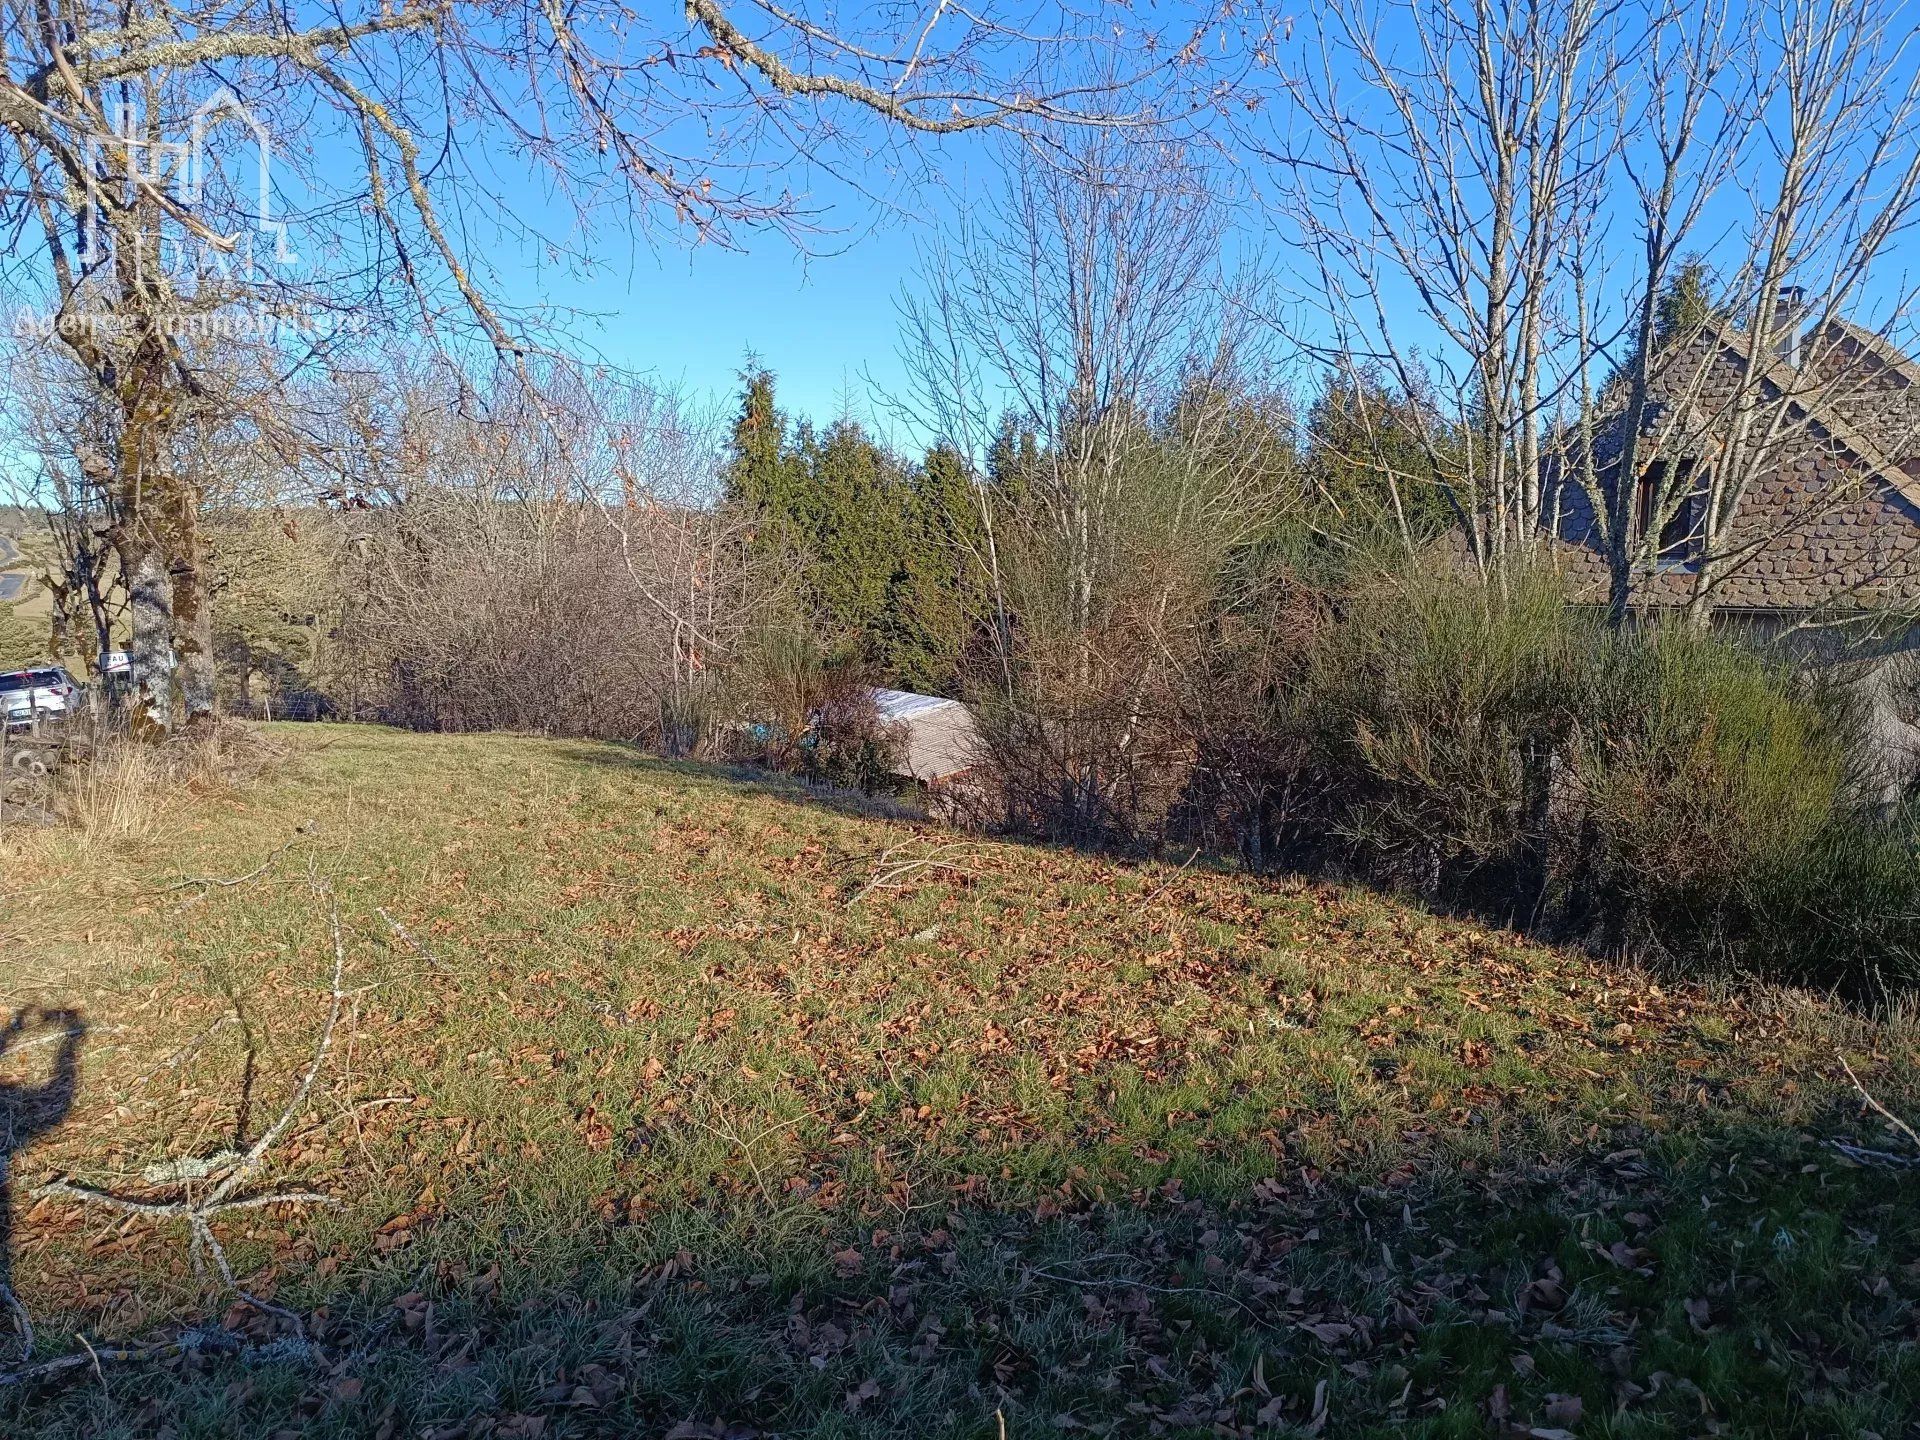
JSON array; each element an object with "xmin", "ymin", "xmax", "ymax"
[
  {"xmin": 1654, "ymin": 260, "xmax": 1720, "ymax": 347},
  {"xmin": 1302, "ymin": 371, "xmax": 1454, "ymax": 544},
  {"xmin": 876, "ymin": 442, "xmax": 986, "ymax": 692},
  {"xmin": 723, "ymin": 366, "xmax": 798, "ymax": 531},
  {"xmin": 986, "ymin": 412, "xmax": 1041, "ymax": 507},
  {"xmin": 803, "ymin": 418, "xmax": 910, "ymax": 645}
]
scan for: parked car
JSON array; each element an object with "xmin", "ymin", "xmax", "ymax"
[{"xmin": 1, "ymin": 665, "xmax": 83, "ymax": 729}]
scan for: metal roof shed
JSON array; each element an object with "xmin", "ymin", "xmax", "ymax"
[{"xmin": 870, "ymin": 687, "xmax": 981, "ymax": 784}]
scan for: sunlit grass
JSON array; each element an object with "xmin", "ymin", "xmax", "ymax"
[{"xmin": 1, "ymin": 723, "xmax": 1916, "ymax": 1437}]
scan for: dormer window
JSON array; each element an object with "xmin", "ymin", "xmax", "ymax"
[
  {"xmin": 1773, "ymin": 284, "xmax": 1806, "ymax": 368},
  {"xmin": 1636, "ymin": 459, "xmax": 1702, "ymax": 572}
]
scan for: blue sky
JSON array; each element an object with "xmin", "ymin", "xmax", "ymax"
[
  {"xmin": 13, "ymin": 0, "xmax": 1920, "ymax": 471},
  {"xmin": 441, "ymin": 0, "xmax": 1920, "ymax": 463},
  {"xmin": 517, "ymin": 172, "xmax": 960, "ymax": 444},
  {"xmin": 351, "ymin": 73, "xmax": 1015, "ymax": 454}
]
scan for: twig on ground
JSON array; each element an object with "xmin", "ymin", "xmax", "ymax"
[
  {"xmin": 1839, "ymin": 1055, "xmax": 1920, "ymax": 1153},
  {"xmin": 376, "ymin": 906, "xmax": 447, "ymax": 973},
  {"xmin": 158, "ymin": 833, "xmax": 307, "ymax": 895},
  {"xmin": 130, "ymin": 1015, "xmax": 237, "ymax": 1092},
  {"xmin": 1141, "ymin": 848, "xmax": 1204, "ymax": 905},
  {"xmin": 692, "ymin": 1106, "xmax": 803, "ymax": 1209},
  {"xmin": 1024, "ymin": 1265, "xmax": 1266, "ymax": 1323},
  {"xmin": 30, "ymin": 867, "xmax": 352, "ymax": 1331},
  {"xmin": 0, "ymin": 1279, "xmax": 33, "ymax": 1365},
  {"xmin": 842, "ymin": 840, "xmax": 979, "ymax": 906},
  {"xmin": 77, "ymin": 1333, "xmax": 106, "ymax": 1394}
]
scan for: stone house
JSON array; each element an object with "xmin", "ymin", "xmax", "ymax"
[
  {"xmin": 1548, "ymin": 294, "xmax": 1920, "ymax": 795},
  {"xmin": 1550, "ymin": 293, "xmax": 1920, "ymax": 624}
]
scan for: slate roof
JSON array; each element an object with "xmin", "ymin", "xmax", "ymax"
[{"xmin": 1550, "ymin": 313, "xmax": 1920, "ymax": 613}]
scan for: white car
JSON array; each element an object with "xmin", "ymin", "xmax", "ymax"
[{"xmin": 1, "ymin": 666, "xmax": 83, "ymax": 729}]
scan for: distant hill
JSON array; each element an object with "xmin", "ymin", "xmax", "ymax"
[{"xmin": 0, "ymin": 507, "xmax": 54, "ymax": 664}]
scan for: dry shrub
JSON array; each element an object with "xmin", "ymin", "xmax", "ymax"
[
  {"xmin": 1266, "ymin": 553, "xmax": 1920, "ymax": 997},
  {"xmin": 968, "ymin": 476, "xmax": 1229, "ymax": 848},
  {"xmin": 1170, "ymin": 561, "xmax": 1329, "ymax": 868},
  {"xmin": 1559, "ymin": 626, "xmax": 1850, "ymax": 947},
  {"xmin": 55, "ymin": 721, "xmax": 283, "ymax": 846},
  {"xmin": 333, "ymin": 493, "xmax": 766, "ymax": 750},
  {"xmin": 731, "ymin": 626, "xmax": 903, "ymax": 792},
  {"xmin": 1302, "ymin": 557, "xmax": 1575, "ymax": 895},
  {"xmin": 969, "ymin": 668, "xmax": 1197, "ymax": 848},
  {"xmin": 54, "ymin": 740, "xmax": 162, "ymax": 843}
]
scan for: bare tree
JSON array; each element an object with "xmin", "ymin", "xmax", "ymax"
[
  {"xmin": 1262, "ymin": 0, "xmax": 1920, "ymax": 624},
  {"xmin": 1269, "ymin": 0, "xmax": 1632, "ymax": 569},
  {"xmin": 902, "ymin": 131, "xmax": 1298, "ymax": 840},
  {"xmin": 1664, "ymin": 0, "xmax": 1920, "ymax": 625},
  {"xmin": 294, "ymin": 353, "xmax": 782, "ymax": 746},
  {"xmin": 1554, "ymin": 0, "xmax": 1920, "ymax": 627}
]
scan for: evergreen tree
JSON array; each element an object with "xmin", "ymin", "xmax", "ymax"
[
  {"xmin": 1654, "ymin": 259, "xmax": 1720, "ymax": 347},
  {"xmin": 917, "ymin": 441, "xmax": 987, "ymax": 561},
  {"xmin": 723, "ymin": 364, "xmax": 787, "ymax": 514},
  {"xmin": 802, "ymin": 418, "xmax": 910, "ymax": 645},
  {"xmin": 985, "ymin": 412, "xmax": 1040, "ymax": 508},
  {"xmin": 1302, "ymin": 370, "xmax": 1453, "ymax": 543},
  {"xmin": 724, "ymin": 366, "xmax": 816, "ymax": 579},
  {"xmin": 724, "ymin": 368, "xmax": 1004, "ymax": 691},
  {"xmin": 1601, "ymin": 259, "xmax": 1725, "ymax": 397},
  {"xmin": 876, "ymin": 442, "xmax": 986, "ymax": 692}
]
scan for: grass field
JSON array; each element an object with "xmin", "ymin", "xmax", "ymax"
[{"xmin": 2, "ymin": 724, "xmax": 1918, "ymax": 1438}]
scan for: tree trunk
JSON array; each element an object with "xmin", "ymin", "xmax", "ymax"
[
  {"xmin": 1604, "ymin": 544, "xmax": 1633, "ymax": 629},
  {"xmin": 170, "ymin": 501, "xmax": 218, "ymax": 725},
  {"xmin": 44, "ymin": 577, "xmax": 72, "ymax": 666},
  {"xmin": 176, "ymin": 572, "xmax": 217, "ymax": 724},
  {"xmin": 115, "ymin": 535, "xmax": 176, "ymax": 737}
]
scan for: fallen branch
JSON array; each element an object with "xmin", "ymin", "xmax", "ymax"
[
  {"xmin": 376, "ymin": 906, "xmax": 447, "ymax": 973},
  {"xmin": 1828, "ymin": 1140, "xmax": 1920, "ymax": 1169},
  {"xmin": 31, "ymin": 869, "xmax": 352, "ymax": 1330},
  {"xmin": 32, "ymin": 1180, "xmax": 341, "ymax": 1218},
  {"xmin": 841, "ymin": 840, "xmax": 980, "ymax": 906},
  {"xmin": 1825, "ymin": 1056, "xmax": 1920, "ymax": 1170},
  {"xmin": 0, "ymin": 1337, "xmax": 200, "ymax": 1390},
  {"xmin": 0, "ymin": 1322, "xmax": 307, "ymax": 1390},
  {"xmin": 158, "ymin": 831, "xmax": 308, "ymax": 894},
  {"xmin": 1839, "ymin": 1055, "xmax": 1920, "ymax": 1153}
]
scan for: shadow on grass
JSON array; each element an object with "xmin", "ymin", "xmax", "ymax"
[
  {"xmin": 546, "ymin": 740, "xmax": 935, "ymax": 826},
  {"xmin": 546, "ymin": 738, "xmax": 1917, "ymax": 1014},
  {"xmin": 4, "ymin": 734, "xmax": 1914, "ymax": 1435},
  {"xmin": 0, "ymin": 1010, "xmax": 84, "ymax": 1361},
  {"xmin": 2, "ymin": 1097, "xmax": 1914, "ymax": 1439}
]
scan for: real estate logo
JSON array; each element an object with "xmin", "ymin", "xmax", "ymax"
[
  {"xmin": 9, "ymin": 88, "xmax": 364, "ymax": 343},
  {"xmin": 79, "ymin": 87, "xmax": 299, "ymax": 274}
]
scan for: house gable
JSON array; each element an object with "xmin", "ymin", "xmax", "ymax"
[{"xmin": 1551, "ymin": 313, "xmax": 1920, "ymax": 613}]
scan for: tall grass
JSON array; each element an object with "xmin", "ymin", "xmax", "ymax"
[
  {"xmin": 55, "ymin": 740, "xmax": 165, "ymax": 845},
  {"xmin": 52, "ymin": 722, "xmax": 283, "ymax": 848}
]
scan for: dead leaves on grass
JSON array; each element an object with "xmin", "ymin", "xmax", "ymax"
[{"xmin": 9, "ymin": 741, "xmax": 1920, "ymax": 1434}]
